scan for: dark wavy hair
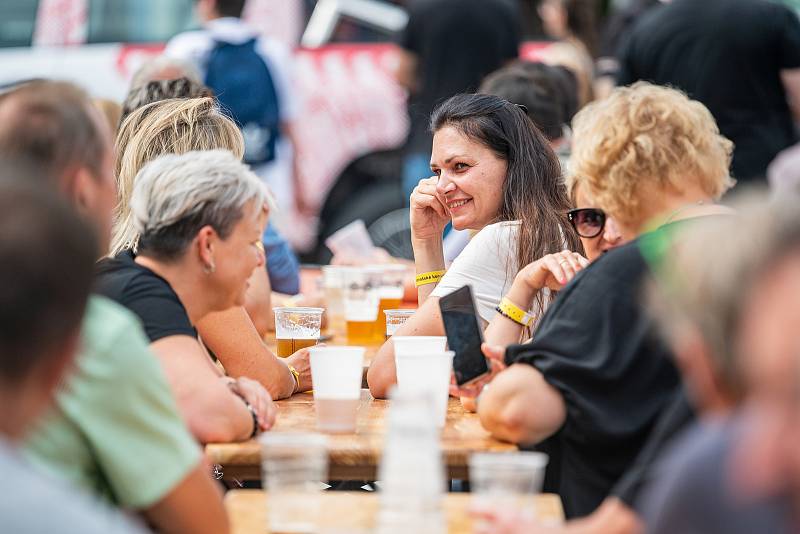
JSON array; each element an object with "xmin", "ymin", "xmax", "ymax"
[
  {"xmin": 430, "ymin": 93, "xmax": 582, "ymax": 310},
  {"xmin": 479, "ymin": 63, "xmax": 567, "ymax": 141}
]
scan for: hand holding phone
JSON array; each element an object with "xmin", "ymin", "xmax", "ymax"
[{"xmin": 439, "ymin": 285, "xmax": 490, "ymax": 386}]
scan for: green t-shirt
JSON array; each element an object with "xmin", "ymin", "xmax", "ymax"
[{"xmin": 23, "ymin": 295, "xmax": 201, "ymax": 509}]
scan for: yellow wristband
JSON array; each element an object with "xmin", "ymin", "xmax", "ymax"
[
  {"xmin": 497, "ymin": 297, "xmax": 535, "ymax": 327},
  {"xmin": 415, "ymin": 270, "xmax": 446, "ymax": 287}
]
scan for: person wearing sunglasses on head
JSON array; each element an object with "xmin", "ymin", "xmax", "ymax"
[{"xmin": 454, "ymin": 82, "xmax": 735, "ymax": 521}]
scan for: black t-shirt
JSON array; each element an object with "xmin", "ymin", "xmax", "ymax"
[
  {"xmin": 616, "ymin": 0, "xmax": 800, "ymax": 182},
  {"xmin": 505, "ymin": 232, "xmax": 681, "ymax": 519},
  {"xmin": 599, "ymin": 0, "xmax": 661, "ymax": 60},
  {"xmin": 95, "ymin": 250, "xmax": 197, "ymax": 343},
  {"xmin": 400, "ymin": 0, "xmax": 520, "ymax": 153},
  {"xmin": 611, "ymin": 388, "xmax": 695, "ymax": 506}
]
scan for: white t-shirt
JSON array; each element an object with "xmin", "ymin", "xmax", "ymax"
[{"xmin": 430, "ymin": 221, "xmax": 546, "ymax": 324}]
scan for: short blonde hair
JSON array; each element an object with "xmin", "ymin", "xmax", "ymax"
[
  {"xmin": 111, "ymin": 97, "xmax": 244, "ymax": 256},
  {"xmin": 569, "ymin": 82, "xmax": 734, "ymax": 227}
]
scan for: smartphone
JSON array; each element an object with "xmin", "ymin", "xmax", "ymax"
[{"xmin": 438, "ymin": 285, "xmax": 489, "ymax": 386}]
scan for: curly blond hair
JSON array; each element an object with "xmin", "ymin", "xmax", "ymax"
[
  {"xmin": 568, "ymin": 82, "xmax": 734, "ymax": 227},
  {"xmin": 111, "ymin": 97, "xmax": 244, "ymax": 256}
]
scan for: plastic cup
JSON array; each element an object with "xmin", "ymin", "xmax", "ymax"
[
  {"xmin": 273, "ymin": 307, "xmax": 324, "ymax": 357},
  {"xmin": 384, "ymin": 309, "xmax": 415, "ymax": 338},
  {"xmin": 394, "ymin": 350, "xmax": 454, "ymax": 428},
  {"xmin": 392, "ymin": 336, "xmax": 447, "ymax": 356},
  {"xmin": 469, "ymin": 451, "xmax": 549, "ymax": 516},
  {"xmin": 310, "ymin": 346, "xmax": 365, "ymax": 433},
  {"xmin": 260, "ymin": 433, "xmax": 329, "ymax": 533},
  {"xmin": 343, "ymin": 267, "xmax": 381, "ymax": 344},
  {"xmin": 321, "ymin": 266, "xmax": 348, "ymax": 334},
  {"xmin": 376, "ymin": 264, "xmax": 408, "ymax": 338}
]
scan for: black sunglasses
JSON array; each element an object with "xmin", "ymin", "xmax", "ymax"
[{"xmin": 567, "ymin": 208, "xmax": 607, "ymax": 238}]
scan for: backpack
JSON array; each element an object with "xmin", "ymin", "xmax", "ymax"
[{"xmin": 204, "ymin": 38, "xmax": 281, "ymax": 165}]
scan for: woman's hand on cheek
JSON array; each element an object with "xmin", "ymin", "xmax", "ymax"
[{"xmin": 410, "ymin": 176, "xmax": 451, "ymax": 241}]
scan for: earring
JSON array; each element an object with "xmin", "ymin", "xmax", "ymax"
[{"xmin": 203, "ymin": 262, "xmax": 216, "ymax": 274}]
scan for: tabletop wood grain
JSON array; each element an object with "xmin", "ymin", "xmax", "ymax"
[
  {"xmin": 206, "ymin": 392, "xmax": 517, "ymax": 481},
  {"xmin": 225, "ymin": 489, "xmax": 564, "ymax": 533}
]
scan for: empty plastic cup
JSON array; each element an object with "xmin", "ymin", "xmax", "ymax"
[
  {"xmin": 394, "ymin": 350, "xmax": 454, "ymax": 428},
  {"xmin": 260, "ymin": 432, "xmax": 329, "ymax": 533},
  {"xmin": 310, "ymin": 346, "xmax": 365, "ymax": 433},
  {"xmin": 321, "ymin": 266, "xmax": 347, "ymax": 334},
  {"xmin": 469, "ymin": 451, "xmax": 549, "ymax": 516},
  {"xmin": 376, "ymin": 265, "xmax": 408, "ymax": 337},
  {"xmin": 392, "ymin": 336, "xmax": 447, "ymax": 356}
]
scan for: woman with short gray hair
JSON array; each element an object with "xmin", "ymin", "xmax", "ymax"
[{"xmin": 97, "ymin": 150, "xmax": 277, "ymax": 443}]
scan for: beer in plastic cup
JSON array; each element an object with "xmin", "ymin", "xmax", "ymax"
[
  {"xmin": 343, "ymin": 268, "xmax": 381, "ymax": 344},
  {"xmin": 273, "ymin": 307, "xmax": 324, "ymax": 357}
]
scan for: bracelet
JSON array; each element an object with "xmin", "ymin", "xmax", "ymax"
[
  {"xmin": 415, "ymin": 270, "xmax": 446, "ymax": 287},
  {"xmin": 232, "ymin": 391, "xmax": 259, "ymax": 439},
  {"xmin": 287, "ymin": 364, "xmax": 301, "ymax": 394},
  {"xmin": 495, "ymin": 297, "xmax": 535, "ymax": 327}
]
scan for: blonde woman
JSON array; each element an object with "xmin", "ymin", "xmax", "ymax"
[
  {"xmin": 112, "ymin": 97, "xmax": 310, "ymax": 400},
  {"xmin": 469, "ymin": 82, "xmax": 735, "ymax": 519}
]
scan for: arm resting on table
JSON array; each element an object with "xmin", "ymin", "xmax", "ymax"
[
  {"xmin": 477, "ymin": 363, "xmax": 566, "ymax": 445},
  {"xmin": 197, "ymin": 306, "xmax": 296, "ymax": 399},
  {"xmin": 151, "ymin": 335, "xmax": 256, "ymax": 443}
]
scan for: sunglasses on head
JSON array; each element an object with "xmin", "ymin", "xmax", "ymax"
[{"xmin": 567, "ymin": 208, "xmax": 607, "ymax": 238}]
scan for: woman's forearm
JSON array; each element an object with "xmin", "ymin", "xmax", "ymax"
[
  {"xmin": 197, "ymin": 307, "xmax": 296, "ymax": 399},
  {"xmin": 484, "ymin": 277, "xmax": 538, "ymax": 346},
  {"xmin": 412, "ymin": 237, "xmax": 445, "ymax": 303}
]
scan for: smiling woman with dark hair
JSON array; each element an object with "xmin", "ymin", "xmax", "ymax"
[{"xmin": 367, "ymin": 93, "xmax": 582, "ymax": 399}]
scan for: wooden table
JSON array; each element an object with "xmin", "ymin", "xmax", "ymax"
[
  {"xmin": 206, "ymin": 392, "xmax": 516, "ymax": 481},
  {"xmin": 225, "ymin": 490, "xmax": 564, "ymax": 533}
]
